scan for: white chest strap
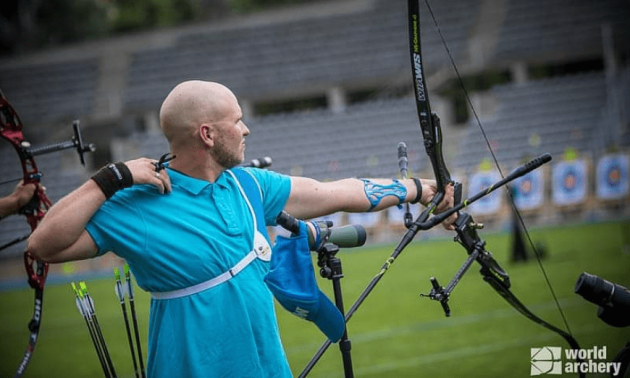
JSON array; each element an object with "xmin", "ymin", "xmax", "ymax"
[{"xmin": 151, "ymin": 171, "xmax": 271, "ymax": 300}]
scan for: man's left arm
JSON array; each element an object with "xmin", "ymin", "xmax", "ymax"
[{"xmin": 284, "ymin": 176, "xmax": 456, "ymax": 228}]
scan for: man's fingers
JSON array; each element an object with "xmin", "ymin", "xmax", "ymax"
[
  {"xmin": 153, "ymin": 169, "xmax": 172, "ymax": 194},
  {"xmin": 125, "ymin": 158, "xmax": 172, "ymax": 194},
  {"xmin": 435, "ymin": 192, "xmax": 453, "ymax": 213},
  {"xmin": 149, "ymin": 158, "xmax": 172, "ymax": 194},
  {"xmin": 442, "ymin": 212, "xmax": 458, "ymax": 230},
  {"xmin": 161, "ymin": 170, "xmax": 172, "ymax": 193},
  {"xmin": 434, "ymin": 183, "xmax": 458, "ymax": 230},
  {"xmin": 15, "ymin": 181, "xmax": 37, "ymax": 199}
]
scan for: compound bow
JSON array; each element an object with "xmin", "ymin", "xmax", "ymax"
[{"xmin": 0, "ymin": 90, "xmax": 95, "ymax": 377}]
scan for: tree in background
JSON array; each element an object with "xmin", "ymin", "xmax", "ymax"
[
  {"xmin": 0, "ymin": 0, "xmax": 110, "ymax": 54},
  {"xmin": 0, "ymin": 0, "xmax": 322, "ymax": 55},
  {"xmin": 110, "ymin": 0, "xmax": 199, "ymax": 33},
  {"xmin": 227, "ymin": 0, "xmax": 320, "ymax": 12}
]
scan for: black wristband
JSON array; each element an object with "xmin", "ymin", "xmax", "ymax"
[
  {"xmin": 91, "ymin": 162, "xmax": 133, "ymax": 199},
  {"xmin": 411, "ymin": 178, "xmax": 422, "ymax": 204}
]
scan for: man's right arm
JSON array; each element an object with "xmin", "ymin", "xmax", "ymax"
[
  {"xmin": 28, "ymin": 158, "xmax": 171, "ymax": 263},
  {"xmin": 28, "ymin": 180, "xmax": 106, "ymax": 262}
]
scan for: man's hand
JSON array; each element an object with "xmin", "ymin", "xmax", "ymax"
[
  {"xmin": 418, "ymin": 179, "xmax": 457, "ymax": 230},
  {"xmin": 12, "ymin": 180, "xmax": 37, "ymax": 208},
  {"xmin": 125, "ymin": 158, "xmax": 173, "ymax": 194},
  {"xmin": 0, "ymin": 180, "xmax": 38, "ymax": 217}
]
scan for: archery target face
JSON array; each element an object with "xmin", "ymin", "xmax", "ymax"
[
  {"xmin": 562, "ymin": 168, "xmax": 578, "ymax": 192},
  {"xmin": 552, "ymin": 160, "xmax": 587, "ymax": 205},
  {"xmin": 605, "ymin": 164, "xmax": 621, "ymax": 186},
  {"xmin": 513, "ymin": 169, "xmax": 543, "ymax": 210},
  {"xmin": 596, "ymin": 154, "xmax": 629, "ymax": 199},
  {"xmin": 468, "ymin": 171, "xmax": 502, "ymax": 214}
]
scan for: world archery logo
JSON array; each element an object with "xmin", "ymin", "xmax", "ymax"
[
  {"xmin": 531, "ymin": 346, "xmax": 622, "ymax": 376},
  {"xmin": 531, "ymin": 347, "xmax": 562, "ymax": 375}
]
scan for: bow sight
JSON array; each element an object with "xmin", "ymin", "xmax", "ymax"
[
  {"xmin": 0, "ymin": 116, "xmax": 96, "ymax": 251},
  {"xmin": 0, "ymin": 119, "xmax": 96, "ymax": 187},
  {"xmin": 23, "ymin": 120, "xmax": 95, "ymax": 165}
]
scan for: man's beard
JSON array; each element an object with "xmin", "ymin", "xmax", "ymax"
[{"xmin": 211, "ymin": 136, "xmax": 243, "ymax": 169}]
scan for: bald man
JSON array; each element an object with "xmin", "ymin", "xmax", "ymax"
[{"xmin": 28, "ymin": 80, "xmax": 456, "ymax": 377}]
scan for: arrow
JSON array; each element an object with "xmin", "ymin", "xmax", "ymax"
[
  {"xmin": 114, "ymin": 267, "xmax": 140, "ymax": 378},
  {"xmin": 124, "ymin": 264, "xmax": 146, "ymax": 378},
  {"xmin": 71, "ymin": 282, "xmax": 110, "ymax": 378}
]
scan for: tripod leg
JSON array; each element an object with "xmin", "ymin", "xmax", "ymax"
[{"xmin": 331, "ymin": 263, "xmax": 354, "ymax": 378}]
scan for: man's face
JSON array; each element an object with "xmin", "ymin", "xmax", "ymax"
[{"xmin": 210, "ymin": 99, "xmax": 249, "ymax": 169}]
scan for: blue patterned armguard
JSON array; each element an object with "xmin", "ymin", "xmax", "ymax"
[{"xmin": 361, "ymin": 179, "xmax": 407, "ymax": 211}]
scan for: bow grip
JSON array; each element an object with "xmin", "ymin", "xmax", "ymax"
[
  {"xmin": 452, "ymin": 181, "xmax": 462, "ymax": 207},
  {"xmin": 424, "ymin": 113, "xmax": 463, "ymax": 209}
]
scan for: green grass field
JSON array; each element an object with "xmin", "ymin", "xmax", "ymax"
[{"xmin": 1, "ymin": 220, "xmax": 629, "ymax": 378}]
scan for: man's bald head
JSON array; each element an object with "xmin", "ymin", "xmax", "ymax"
[{"xmin": 159, "ymin": 80, "xmax": 237, "ymax": 147}]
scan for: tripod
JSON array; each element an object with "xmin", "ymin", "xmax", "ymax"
[{"xmin": 315, "ymin": 243, "xmax": 354, "ymax": 378}]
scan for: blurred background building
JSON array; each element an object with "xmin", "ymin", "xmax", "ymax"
[{"xmin": 1, "ymin": 0, "xmax": 629, "ymax": 265}]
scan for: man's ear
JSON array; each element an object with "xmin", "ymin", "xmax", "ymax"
[{"xmin": 200, "ymin": 124, "xmax": 214, "ymax": 147}]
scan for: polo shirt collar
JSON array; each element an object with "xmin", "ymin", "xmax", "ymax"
[{"xmin": 167, "ymin": 167, "xmax": 230, "ymax": 195}]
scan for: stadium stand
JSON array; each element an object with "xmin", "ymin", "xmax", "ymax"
[
  {"xmin": 123, "ymin": 0, "xmax": 480, "ymax": 110},
  {"xmin": 492, "ymin": 0, "xmax": 630, "ymax": 65},
  {"xmin": 453, "ymin": 72, "xmax": 610, "ymax": 172},
  {"xmin": 0, "ymin": 59, "xmax": 99, "ymax": 125}
]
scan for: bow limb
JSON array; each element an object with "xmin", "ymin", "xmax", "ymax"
[
  {"xmin": 454, "ymin": 211, "xmax": 584, "ymax": 354},
  {"xmin": 407, "ymin": 0, "xmax": 583, "ymax": 367},
  {"xmin": 407, "ymin": 0, "xmax": 462, "ymax": 217}
]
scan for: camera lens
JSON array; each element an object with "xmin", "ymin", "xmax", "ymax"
[
  {"xmin": 575, "ymin": 272, "xmax": 630, "ymax": 328},
  {"xmin": 575, "ymin": 272, "xmax": 614, "ymax": 306}
]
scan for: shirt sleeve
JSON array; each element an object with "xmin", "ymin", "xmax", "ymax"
[
  {"xmin": 243, "ymin": 168, "xmax": 291, "ymax": 226},
  {"xmin": 85, "ymin": 187, "xmax": 148, "ymax": 257}
]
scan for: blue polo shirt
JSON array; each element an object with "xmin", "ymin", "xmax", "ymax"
[{"xmin": 86, "ymin": 166, "xmax": 292, "ymax": 378}]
